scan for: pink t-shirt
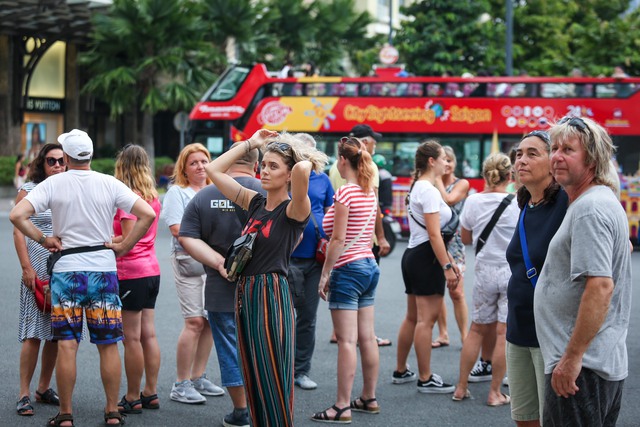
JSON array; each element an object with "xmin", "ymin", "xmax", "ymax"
[
  {"xmin": 322, "ymin": 183, "xmax": 377, "ymax": 269},
  {"xmin": 114, "ymin": 197, "xmax": 161, "ymax": 280}
]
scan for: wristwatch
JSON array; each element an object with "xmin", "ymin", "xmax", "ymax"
[
  {"xmin": 37, "ymin": 234, "xmax": 47, "ymax": 245},
  {"xmin": 442, "ymin": 262, "xmax": 453, "ymax": 271}
]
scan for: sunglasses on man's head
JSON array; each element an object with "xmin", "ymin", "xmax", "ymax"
[
  {"xmin": 46, "ymin": 157, "xmax": 65, "ymax": 167},
  {"xmin": 558, "ymin": 116, "xmax": 588, "ymax": 131}
]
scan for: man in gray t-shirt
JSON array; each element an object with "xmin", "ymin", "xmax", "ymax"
[
  {"xmin": 178, "ymin": 143, "xmax": 264, "ymax": 427},
  {"xmin": 534, "ymin": 117, "xmax": 631, "ymax": 426}
]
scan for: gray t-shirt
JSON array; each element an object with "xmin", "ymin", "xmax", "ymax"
[
  {"xmin": 161, "ymin": 185, "xmax": 196, "ymax": 253},
  {"xmin": 179, "ymin": 177, "xmax": 265, "ymax": 312},
  {"xmin": 534, "ymin": 185, "xmax": 631, "ymax": 381}
]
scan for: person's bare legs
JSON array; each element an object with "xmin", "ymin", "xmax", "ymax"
[
  {"xmin": 19, "ymin": 339, "xmax": 40, "ymax": 400},
  {"xmin": 36, "ymin": 340, "xmax": 58, "ymax": 395},
  {"xmin": 55, "ymin": 339, "xmax": 79, "ymax": 426},
  {"xmin": 356, "ymin": 306, "xmax": 379, "ymax": 407},
  {"xmin": 449, "ymin": 275, "xmax": 468, "ymax": 343},
  {"xmin": 414, "ymin": 295, "xmax": 443, "ymax": 381},
  {"xmin": 487, "ymin": 322, "xmax": 509, "ymax": 406},
  {"xmin": 480, "ymin": 322, "xmax": 497, "ymax": 362},
  {"xmin": 121, "ymin": 310, "xmax": 144, "ymax": 404},
  {"xmin": 228, "ymin": 386, "xmax": 247, "ymax": 409},
  {"xmin": 176, "ymin": 316, "xmax": 208, "ymax": 381},
  {"xmin": 191, "ymin": 320, "xmax": 213, "ymax": 378},
  {"xmin": 395, "ymin": 295, "xmax": 417, "ymax": 372},
  {"xmin": 140, "ymin": 308, "xmax": 160, "ymax": 399},
  {"xmin": 323, "ymin": 308, "xmax": 358, "ymax": 419},
  {"xmin": 453, "ymin": 322, "xmax": 492, "ymax": 399},
  {"xmin": 432, "ymin": 300, "xmax": 449, "ymax": 346},
  {"xmin": 97, "ymin": 342, "xmax": 122, "ymax": 424}
]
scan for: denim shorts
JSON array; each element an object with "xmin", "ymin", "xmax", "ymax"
[
  {"xmin": 208, "ymin": 311, "xmax": 243, "ymax": 388},
  {"xmin": 328, "ymin": 258, "xmax": 380, "ymax": 310}
]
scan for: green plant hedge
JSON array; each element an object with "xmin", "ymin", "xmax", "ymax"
[{"xmin": 0, "ymin": 156, "xmax": 176, "ymax": 186}]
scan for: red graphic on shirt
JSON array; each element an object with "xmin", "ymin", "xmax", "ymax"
[{"xmin": 243, "ymin": 218, "xmax": 273, "ymax": 238}]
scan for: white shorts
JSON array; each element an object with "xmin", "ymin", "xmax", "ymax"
[
  {"xmin": 171, "ymin": 253, "xmax": 207, "ymax": 319},
  {"xmin": 472, "ymin": 262, "xmax": 509, "ymax": 324}
]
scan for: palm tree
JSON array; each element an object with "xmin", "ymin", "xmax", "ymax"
[{"xmin": 81, "ymin": 0, "xmax": 218, "ymax": 159}]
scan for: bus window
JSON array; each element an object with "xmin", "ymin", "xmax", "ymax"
[
  {"xmin": 407, "ymin": 83, "xmax": 424, "ymax": 96},
  {"xmin": 344, "ymin": 83, "xmax": 359, "ymax": 96},
  {"xmin": 393, "ymin": 141, "xmax": 420, "ymax": 177},
  {"xmin": 206, "ymin": 67, "xmax": 250, "ymax": 101}
]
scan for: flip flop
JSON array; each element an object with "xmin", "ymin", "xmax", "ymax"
[
  {"xmin": 452, "ymin": 389, "xmax": 471, "ymax": 401},
  {"xmin": 17, "ymin": 396, "xmax": 34, "ymax": 416},
  {"xmin": 376, "ymin": 337, "xmax": 392, "ymax": 347},
  {"xmin": 487, "ymin": 393, "xmax": 511, "ymax": 407},
  {"xmin": 432, "ymin": 340, "xmax": 450, "ymax": 348}
]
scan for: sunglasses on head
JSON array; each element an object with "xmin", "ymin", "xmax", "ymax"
[
  {"xmin": 558, "ymin": 116, "xmax": 588, "ymax": 131},
  {"xmin": 267, "ymin": 141, "xmax": 291, "ymax": 152},
  {"xmin": 46, "ymin": 157, "xmax": 65, "ymax": 167},
  {"xmin": 523, "ymin": 130, "xmax": 550, "ymax": 144}
]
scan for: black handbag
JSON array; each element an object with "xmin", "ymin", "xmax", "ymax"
[{"xmin": 224, "ymin": 232, "xmax": 257, "ymax": 282}]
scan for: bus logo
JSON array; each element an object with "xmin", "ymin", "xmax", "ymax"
[{"xmin": 259, "ymin": 101, "xmax": 292, "ymax": 126}]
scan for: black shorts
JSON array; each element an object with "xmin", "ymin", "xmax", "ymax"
[
  {"xmin": 119, "ymin": 276, "xmax": 160, "ymax": 311},
  {"xmin": 401, "ymin": 241, "xmax": 445, "ymax": 296}
]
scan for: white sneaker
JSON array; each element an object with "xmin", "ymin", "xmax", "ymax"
[
  {"xmin": 170, "ymin": 380, "xmax": 206, "ymax": 404},
  {"xmin": 294, "ymin": 374, "xmax": 318, "ymax": 390},
  {"xmin": 503, "ymin": 376, "xmax": 509, "ymax": 386},
  {"xmin": 192, "ymin": 373, "xmax": 225, "ymax": 396}
]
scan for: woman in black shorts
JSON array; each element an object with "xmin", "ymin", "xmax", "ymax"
[
  {"xmin": 393, "ymin": 140, "xmax": 460, "ymax": 394},
  {"xmin": 113, "ymin": 144, "xmax": 163, "ymax": 413}
]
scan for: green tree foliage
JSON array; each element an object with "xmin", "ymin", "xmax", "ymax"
[
  {"xmin": 394, "ymin": 0, "xmax": 494, "ymax": 76},
  {"xmin": 81, "ymin": 0, "xmax": 217, "ymax": 157},
  {"xmin": 397, "ymin": 0, "xmax": 639, "ymax": 77},
  {"xmin": 223, "ymin": 0, "xmax": 374, "ymax": 75}
]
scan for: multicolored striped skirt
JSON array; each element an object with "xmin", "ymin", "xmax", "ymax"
[{"xmin": 236, "ymin": 273, "xmax": 295, "ymax": 427}]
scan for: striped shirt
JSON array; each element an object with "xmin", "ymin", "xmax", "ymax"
[{"xmin": 323, "ymin": 183, "xmax": 377, "ymax": 268}]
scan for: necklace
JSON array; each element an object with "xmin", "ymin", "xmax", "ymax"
[{"xmin": 528, "ymin": 199, "xmax": 542, "ymax": 208}]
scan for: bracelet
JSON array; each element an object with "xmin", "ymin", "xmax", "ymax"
[
  {"xmin": 37, "ymin": 234, "xmax": 46, "ymax": 245},
  {"xmin": 245, "ymin": 140, "xmax": 251, "ymax": 153}
]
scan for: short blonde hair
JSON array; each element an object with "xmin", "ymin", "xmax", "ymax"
[
  {"xmin": 263, "ymin": 132, "xmax": 328, "ymax": 174},
  {"xmin": 171, "ymin": 143, "xmax": 212, "ymax": 187}
]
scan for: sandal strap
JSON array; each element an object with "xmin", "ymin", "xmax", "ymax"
[
  {"xmin": 350, "ymin": 396, "xmax": 377, "ymax": 410},
  {"xmin": 331, "ymin": 405, "xmax": 350, "ymax": 419},
  {"xmin": 105, "ymin": 411, "xmax": 126, "ymax": 425},
  {"xmin": 48, "ymin": 413, "xmax": 74, "ymax": 426}
]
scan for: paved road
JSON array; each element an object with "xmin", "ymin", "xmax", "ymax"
[{"xmin": 0, "ymin": 202, "xmax": 638, "ymax": 426}]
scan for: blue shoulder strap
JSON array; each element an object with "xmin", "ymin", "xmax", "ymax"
[{"xmin": 518, "ymin": 206, "xmax": 537, "ymax": 288}]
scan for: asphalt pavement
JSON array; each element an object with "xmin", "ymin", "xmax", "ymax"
[{"xmin": 0, "ymin": 199, "xmax": 638, "ymax": 426}]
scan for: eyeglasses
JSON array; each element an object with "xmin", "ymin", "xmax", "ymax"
[
  {"xmin": 523, "ymin": 130, "xmax": 550, "ymax": 144},
  {"xmin": 46, "ymin": 157, "xmax": 65, "ymax": 167},
  {"xmin": 557, "ymin": 116, "xmax": 588, "ymax": 132}
]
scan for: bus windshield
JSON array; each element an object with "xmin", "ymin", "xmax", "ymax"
[{"xmin": 204, "ymin": 66, "xmax": 250, "ymax": 101}]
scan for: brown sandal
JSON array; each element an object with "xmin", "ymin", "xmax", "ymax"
[
  {"xmin": 47, "ymin": 413, "xmax": 74, "ymax": 426},
  {"xmin": 311, "ymin": 405, "xmax": 351, "ymax": 424},
  {"xmin": 104, "ymin": 411, "xmax": 126, "ymax": 425},
  {"xmin": 350, "ymin": 396, "xmax": 380, "ymax": 414}
]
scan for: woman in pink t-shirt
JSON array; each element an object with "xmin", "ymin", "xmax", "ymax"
[
  {"xmin": 112, "ymin": 144, "xmax": 162, "ymax": 413},
  {"xmin": 312, "ymin": 136, "xmax": 380, "ymax": 423}
]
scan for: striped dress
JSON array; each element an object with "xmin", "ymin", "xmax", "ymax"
[
  {"xmin": 234, "ymin": 195, "xmax": 307, "ymax": 426},
  {"xmin": 17, "ymin": 182, "xmax": 53, "ymax": 342}
]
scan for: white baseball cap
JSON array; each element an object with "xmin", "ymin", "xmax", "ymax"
[{"xmin": 58, "ymin": 129, "xmax": 93, "ymax": 160}]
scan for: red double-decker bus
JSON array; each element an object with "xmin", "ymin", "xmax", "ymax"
[{"xmin": 188, "ymin": 64, "xmax": 640, "ymax": 242}]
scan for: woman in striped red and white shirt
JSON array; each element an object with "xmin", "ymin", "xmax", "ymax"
[{"xmin": 312, "ymin": 136, "xmax": 380, "ymax": 423}]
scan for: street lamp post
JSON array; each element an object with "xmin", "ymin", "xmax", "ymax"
[{"xmin": 506, "ymin": 0, "xmax": 513, "ymax": 76}]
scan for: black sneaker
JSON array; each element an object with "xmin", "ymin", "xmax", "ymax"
[
  {"xmin": 468, "ymin": 358, "xmax": 492, "ymax": 383},
  {"xmin": 417, "ymin": 373, "xmax": 455, "ymax": 394},
  {"xmin": 223, "ymin": 408, "xmax": 250, "ymax": 427},
  {"xmin": 392, "ymin": 367, "xmax": 417, "ymax": 384}
]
